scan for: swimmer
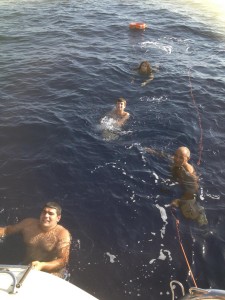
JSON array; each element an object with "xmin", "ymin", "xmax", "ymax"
[
  {"xmin": 145, "ymin": 146, "xmax": 208, "ymax": 226},
  {"xmin": 0, "ymin": 202, "xmax": 71, "ymax": 278},
  {"xmin": 102, "ymin": 97, "xmax": 130, "ymax": 127},
  {"xmin": 135, "ymin": 61, "xmax": 156, "ymax": 86}
]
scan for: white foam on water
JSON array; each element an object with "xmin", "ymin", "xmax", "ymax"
[
  {"xmin": 140, "ymin": 41, "xmax": 172, "ymax": 54},
  {"xmin": 205, "ymin": 192, "xmax": 220, "ymax": 200},
  {"xmin": 106, "ymin": 252, "xmax": 117, "ymax": 263},
  {"xmin": 149, "ymin": 248, "xmax": 172, "ymax": 265},
  {"xmin": 152, "ymin": 172, "xmax": 159, "ymax": 183},
  {"xmin": 100, "ymin": 116, "xmax": 120, "ymax": 131},
  {"xmin": 155, "ymin": 204, "xmax": 168, "ymax": 239}
]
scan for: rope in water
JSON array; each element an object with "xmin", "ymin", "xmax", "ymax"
[
  {"xmin": 188, "ymin": 68, "xmax": 203, "ymax": 166},
  {"xmin": 171, "ymin": 208, "xmax": 198, "ymax": 288}
]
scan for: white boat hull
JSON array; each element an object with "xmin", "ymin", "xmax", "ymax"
[{"xmin": 0, "ymin": 265, "xmax": 99, "ymax": 299}]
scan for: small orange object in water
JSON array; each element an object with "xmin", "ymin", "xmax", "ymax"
[{"xmin": 129, "ymin": 22, "xmax": 147, "ymax": 29}]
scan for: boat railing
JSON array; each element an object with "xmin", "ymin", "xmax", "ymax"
[
  {"xmin": 0, "ymin": 268, "xmax": 17, "ymax": 294},
  {"xmin": 0, "ymin": 265, "xmax": 32, "ymax": 294}
]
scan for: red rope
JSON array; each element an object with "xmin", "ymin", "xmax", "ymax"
[
  {"xmin": 188, "ymin": 69, "xmax": 203, "ymax": 166},
  {"xmin": 171, "ymin": 208, "xmax": 198, "ymax": 288}
]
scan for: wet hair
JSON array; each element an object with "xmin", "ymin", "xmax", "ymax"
[
  {"xmin": 116, "ymin": 97, "xmax": 127, "ymax": 105},
  {"xmin": 137, "ymin": 61, "xmax": 152, "ymax": 75},
  {"xmin": 42, "ymin": 202, "xmax": 62, "ymax": 216}
]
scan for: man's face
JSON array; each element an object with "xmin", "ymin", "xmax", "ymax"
[
  {"xmin": 173, "ymin": 149, "xmax": 188, "ymax": 167},
  {"xmin": 39, "ymin": 207, "xmax": 61, "ymax": 229},
  {"xmin": 116, "ymin": 101, "xmax": 125, "ymax": 111}
]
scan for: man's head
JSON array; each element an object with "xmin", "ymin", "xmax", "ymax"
[
  {"xmin": 117, "ymin": 97, "xmax": 126, "ymax": 105},
  {"xmin": 116, "ymin": 97, "xmax": 126, "ymax": 110},
  {"xmin": 40, "ymin": 202, "xmax": 62, "ymax": 230},
  {"xmin": 174, "ymin": 146, "xmax": 191, "ymax": 167},
  {"xmin": 42, "ymin": 202, "xmax": 62, "ymax": 216}
]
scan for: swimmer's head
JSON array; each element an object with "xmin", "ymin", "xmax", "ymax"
[
  {"xmin": 174, "ymin": 146, "xmax": 191, "ymax": 166},
  {"xmin": 138, "ymin": 61, "xmax": 151, "ymax": 74},
  {"xmin": 116, "ymin": 97, "xmax": 127, "ymax": 111},
  {"xmin": 42, "ymin": 202, "xmax": 62, "ymax": 216},
  {"xmin": 116, "ymin": 97, "xmax": 126, "ymax": 106}
]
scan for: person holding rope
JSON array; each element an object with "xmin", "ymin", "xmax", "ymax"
[
  {"xmin": 0, "ymin": 202, "xmax": 71, "ymax": 278},
  {"xmin": 145, "ymin": 146, "xmax": 208, "ymax": 226}
]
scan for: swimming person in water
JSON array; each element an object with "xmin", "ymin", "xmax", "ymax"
[
  {"xmin": 145, "ymin": 146, "xmax": 208, "ymax": 226},
  {"xmin": 107, "ymin": 97, "xmax": 130, "ymax": 127},
  {"xmin": 134, "ymin": 61, "xmax": 155, "ymax": 86},
  {"xmin": 100, "ymin": 98, "xmax": 130, "ymax": 140},
  {"xmin": 0, "ymin": 202, "xmax": 71, "ymax": 278}
]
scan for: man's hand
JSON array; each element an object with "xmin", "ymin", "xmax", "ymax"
[{"xmin": 31, "ymin": 261, "xmax": 44, "ymax": 271}]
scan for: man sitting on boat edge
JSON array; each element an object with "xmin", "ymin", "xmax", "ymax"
[{"xmin": 0, "ymin": 202, "xmax": 71, "ymax": 278}]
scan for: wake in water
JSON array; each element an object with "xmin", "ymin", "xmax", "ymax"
[
  {"xmin": 98, "ymin": 116, "xmax": 133, "ymax": 141},
  {"xmin": 99, "ymin": 116, "xmax": 121, "ymax": 141}
]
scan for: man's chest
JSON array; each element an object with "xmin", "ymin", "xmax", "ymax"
[{"xmin": 23, "ymin": 229, "xmax": 58, "ymax": 252}]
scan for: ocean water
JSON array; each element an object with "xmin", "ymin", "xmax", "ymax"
[{"xmin": 0, "ymin": 0, "xmax": 225, "ymax": 299}]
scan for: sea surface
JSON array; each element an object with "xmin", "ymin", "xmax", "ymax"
[{"xmin": 0, "ymin": 0, "xmax": 225, "ymax": 299}]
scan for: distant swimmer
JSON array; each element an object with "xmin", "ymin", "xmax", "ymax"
[
  {"xmin": 100, "ymin": 98, "xmax": 130, "ymax": 141},
  {"xmin": 106, "ymin": 97, "xmax": 130, "ymax": 127},
  {"xmin": 145, "ymin": 146, "xmax": 208, "ymax": 226},
  {"xmin": 133, "ymin": 61, "xmax": 157, "ymax": 87},
  {"xmin": 0, "ymin": 202, "xmax": 71, "ymax": 278}
]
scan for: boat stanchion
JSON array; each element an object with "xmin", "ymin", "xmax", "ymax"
[{"xmin": 16, "ymin": 264, "xmax": 33, "ymax": 288}]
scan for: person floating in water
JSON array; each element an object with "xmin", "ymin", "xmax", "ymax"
[
  {"xmin": 100, "ymin": 98, "xmax": 130, "ymax": 141},
  {"xmin": 107, "ymin": 97, "xmax": 130, "ymax": 127},
  {"xmin": 0, "ymin": 202, "xmax": 71, "ymax": 278},
  {"xmin": 100, "ymin": 98, "xmax": 130, "ymax": 140},
  {"xmin": 134, "ymin": 61, "xmax": 156, "ymax": 87},
  {"xmin": 145, "ymin": 146, "xmax": 208, "ymax": 226}
]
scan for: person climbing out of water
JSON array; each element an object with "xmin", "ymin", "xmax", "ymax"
[
  {"xmin": 133, "ymin": 61, "xmax": 157, "ymax": 87},
  {"xmin": 145, "ymin": 146, "xmax": 208, "ymax": 226},
  {"xmin": 101, "ymin": 97, "xmax": 130, "ymax": 127},
  {"xmin": 0, "ymin": 202, "xmax": 71, "ymax": 278}
]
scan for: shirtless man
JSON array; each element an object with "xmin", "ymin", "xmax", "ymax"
[
  {"xmin": 108, "ymin": 97, "xmax": 130, "ymax": 127},
  {"xmin": 145, "ymin": 146, "xmax": 208, "ymax": 226},
  {"xmin": 0, "ymin": 202, "xmax": 71, "ymax": 277}
]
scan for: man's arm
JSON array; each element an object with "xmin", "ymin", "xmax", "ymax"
[
  {"xmin": 145, "ymin": 147, "xmax": 172, "ymax": 160},
  {"xmin": 0, "ymin": 218, "xmax": 31, "ymax": 238},
  {"xmin": 141, "ymin": 73, "xmax": 154, "ymax": 87},
  {"xmin": 31, "ymin": 229, "xmax": 71, "ymax": 272}
]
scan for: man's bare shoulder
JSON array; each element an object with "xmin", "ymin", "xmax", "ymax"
[
  {"xmin": 57, "ymin": 225, "xmax": 70, "ymax": 236},
  {"xmin": 56, "ymin": 225, "xmax": 71, "ymax": 248},
  {"xmin": 183, "ymin": 163, "xmax": 195, "ymax": 175},
  {"xmin": 20, "ymin": 218, "xmax": 38, "ymax": 225},
  {"xmin": 18, "ymin": 218, "xmax": 39, "ymax": 229}
]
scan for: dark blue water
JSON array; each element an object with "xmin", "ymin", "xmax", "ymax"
[{"xmin": 1, "ymin": 0, "xmax": 225, "ymax": 299}]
